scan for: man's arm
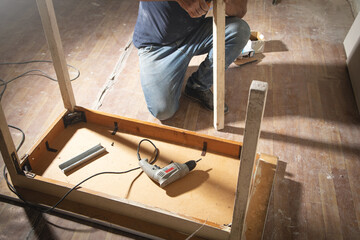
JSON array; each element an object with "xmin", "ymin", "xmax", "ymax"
[
  {"xmin": 224, "ymin": 0, "xmax": 248, "ymax": 18},
  {"xmin": 176, "ymin": 0, "xmax": 210, "ymax": 18}
]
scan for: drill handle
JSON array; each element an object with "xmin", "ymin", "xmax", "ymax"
[{"xmin": 139, "ymin": 158, "xmax": 159, "ymax": 181}]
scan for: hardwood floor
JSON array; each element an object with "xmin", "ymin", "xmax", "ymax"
[{"xmin": 0, "ymin": 0, "xmax": 359, "ymax": 239}]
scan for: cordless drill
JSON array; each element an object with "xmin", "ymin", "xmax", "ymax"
[{"xmin": 139, "ymin": 158, "xmax": 200, "ymax": 188}]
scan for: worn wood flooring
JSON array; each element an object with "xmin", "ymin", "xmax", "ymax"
[{"xmin": 1, "ymin": 0, "xmax": 359, "ymax": 239}]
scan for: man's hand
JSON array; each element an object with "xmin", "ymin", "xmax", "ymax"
[{"xmin": 176, "ymin": 0, "xmax": 210, "ymax": 18}]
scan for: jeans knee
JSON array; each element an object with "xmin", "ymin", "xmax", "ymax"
[
  {"xmin": 226, "ymin": 17, "xmax": 251, "ymax": 50},
  {"xmin": 148, "ymin": 101, "xmax": 178, "ymax": 121},
  {"xmin": 224, "ymin": 18, "xmax": 250, "ymax": 65}
]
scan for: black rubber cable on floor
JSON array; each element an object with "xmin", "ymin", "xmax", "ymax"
[{"xmin": 0, "ymin": 60, "xmax": 80, "ymax": 100}]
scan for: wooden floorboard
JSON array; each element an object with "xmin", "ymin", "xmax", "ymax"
[
  {"xmin": 1, "ymin": 0, "xmax": 360, "ymax": 239},
  {"xmin": 0, "ymin": 197, "xmax": 146, "ymax": 240}
]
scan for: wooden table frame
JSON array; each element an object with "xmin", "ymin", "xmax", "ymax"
[{"xmin": 0, "ymin": 1, "xmax": 277, "ymax": 239}]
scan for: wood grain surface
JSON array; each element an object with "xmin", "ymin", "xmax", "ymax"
[{"xmin": 1, "ymin": 0, "xmax": 359, "ymax": 239}]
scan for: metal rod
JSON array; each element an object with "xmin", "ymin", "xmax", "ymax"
[{"xmin": 59, "ymin": 144, "xmax": 106, "ymax": 173}]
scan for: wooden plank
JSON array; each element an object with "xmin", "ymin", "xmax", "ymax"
[
  {"xmin": 77, "ymin": 106, "xmax": 242, "ymax": 158},
  {"xmin": 17, "ymin": 108, "xmax": 239, "ymax": 239},
  {"xmin": 12, "ymin": 174, "xmax": 230, "ymax": 240},
  {"xmin": 244, "ymin": 154, "xmax": 277, "ymax": 239},
  {"xmin": 36, "ymin": 0, "xmax": 76, "ymax": 112},
  {"xmin": 2, "ymin": 144, "xmax": 276, "ymax": 240},
  {"xmin": 26, "ymin": 122, "xmax": 240, "ymax": 224},
  {"xmin": 213, "ymin": 0, "xmax": 225, "ymax": 130},
  {"xmin": 318, "ymin": 172, "xmax": 344, "ymax": 239},
  {"xmin": 23, "ymin": 109, "xmax": 67, "ymax": 168},
  {"xmin": 229, "ymin": 80, "xmax": 268, "ymax": 240},
  {"xmin": 0, "ymin": 104, "xmax": 22, "ymax": 185},
  {"xmin": 0, "ymin": 180, "xmax": 203, "ymax": 240},
  {"xmin": 1, "ymin": 152, "xmax": 277, "ymax": 240}
]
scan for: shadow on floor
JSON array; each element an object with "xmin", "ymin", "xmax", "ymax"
[{"xmin": 0, "ymin": 195, "xmax": 147, "ymax": 240}]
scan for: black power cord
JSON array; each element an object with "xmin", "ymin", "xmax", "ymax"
[
  {"xmin": 1, "ymin": 59, "xmax": 77, "ymax": 211},
  {"xmin": 3, "ymin": 126, "xmax": 159, "ymax": 213},
  {"xmin": 0, "ymin": 60, "xmax": 80, "ymax": 101},
  {"xmin": 3, "ymin": 125, "xmax": 27, "ymax": 203},
  {"xmin": 137, "ymin": 138, "xmax": 159, "ymax": 162},
  {"xmin": 1, "ymin": 59, "xmax": 81, "ymax": 198}
]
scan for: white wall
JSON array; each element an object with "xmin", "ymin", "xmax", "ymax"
[
  {"xmin": 344, "ymin": 13, "xmax": 360, "ymax": 113},
  {"xmin": 349, "ymin": 0, "xmax": 360, "ymax": 17}
]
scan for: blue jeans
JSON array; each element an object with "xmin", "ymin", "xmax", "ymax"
[{"xmin": 138, "ymin": 17, "xmax": 250, "ymax": 120}]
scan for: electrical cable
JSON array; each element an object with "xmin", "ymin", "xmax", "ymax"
[
  {"xmin": 8, "ymin": 125, "xmax": 25, "ymax": 152},
  {"xmin": 45, "ymin": 138, "xmax": 161, "ymax": 212},
  {"xmin": 4, "ymin": 125, "xmax": 25, "ymax": 197},
  {"xmin": 3, "ymin": 126, "xmax": 35, "ymax": 206},
  {"xmin": 0, "ymin": 79, "xmax": 6, "ymax": 99},
  {"xmin": 1, "ymin": 60, "xmax": 78, "ymax": 211},
  {"xmin": 137, "ymin": 138, "xmax": 159, "ymax": 162},
  {"xmin": 185, "ymin": 219, "xmax": 208, "ymax": 240},
  {"xmin": 42, "ymin": 168, "xmax": 142, "ymax": 213},
  {"xmin": 0, "ymin": 60, "xmax": 80, "ymax": 100}
]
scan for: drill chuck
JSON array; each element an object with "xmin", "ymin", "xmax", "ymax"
[{"xmin": 185, "ymin": 160, "xmax": 196, "ymax": 171}]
